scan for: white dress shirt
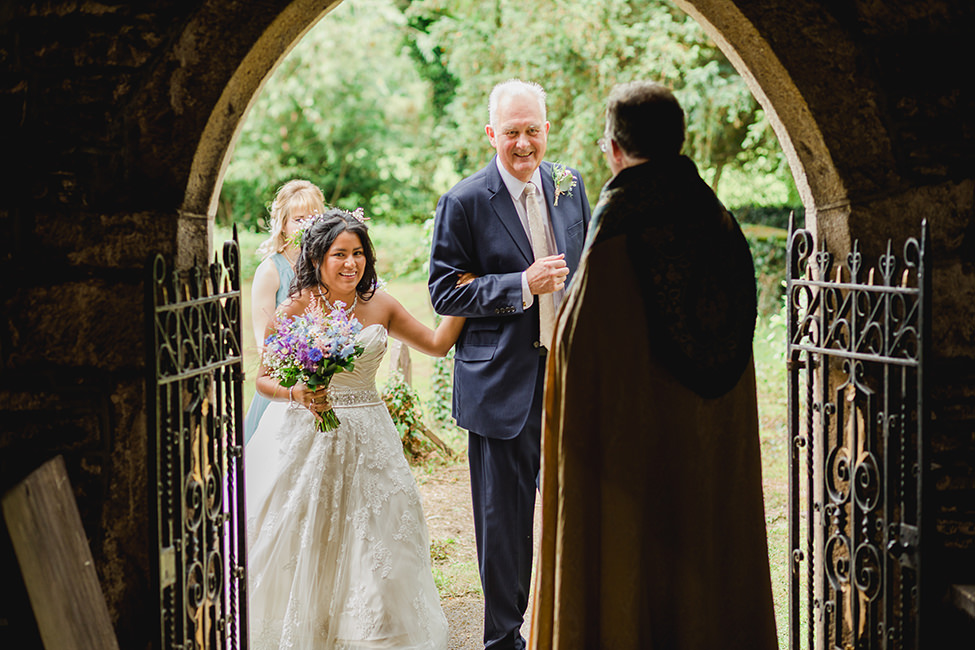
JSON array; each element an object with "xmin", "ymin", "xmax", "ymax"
[{"xmin": 495, "ymin": 158, "xmax": 559, "ymax": 309}]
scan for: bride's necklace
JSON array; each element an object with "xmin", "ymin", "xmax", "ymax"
[{"xmin": 315, "ymin": 287, "xmax": 357, "ymax": 313}]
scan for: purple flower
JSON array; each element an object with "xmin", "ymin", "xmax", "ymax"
[{"xmin": 261, "ymin": 299, "xmax": 365, "ymax": 432}]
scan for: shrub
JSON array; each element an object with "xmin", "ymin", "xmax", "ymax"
[
  {"xmin": 732, "ymin": 205, "xmax": 804, "ymax": 230},
  {"xmin": 742, "ymin": 223, "xmax": 788, "ymax": 317},
  {"xmin": 381, "ymin": 369, "xmax": 456, "ymax": 462},
  {"xmin": 430, "ymin": 347, "xmax": 455, "ymax": 429},
  {"xmin": 382, "ymin": 370, "xmax": 434, "ymax": 461}
]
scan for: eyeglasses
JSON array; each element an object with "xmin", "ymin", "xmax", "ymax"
[{"xmin": 597, "ymin": 137, "xmax": 609, "ymax": 153}]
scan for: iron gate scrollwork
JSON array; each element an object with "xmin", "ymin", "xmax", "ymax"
[
  {"xmin": 787, "ymin": 220, "xmax": 929, "ymax": 650},
  {"xmin": 148, "ymin": 233, "xmax": 249, "ymax": 649}
]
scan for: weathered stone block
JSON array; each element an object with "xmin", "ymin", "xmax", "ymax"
[{"xmin": 4, "ymin": 280, "xmax": 144, "ymax": 372}]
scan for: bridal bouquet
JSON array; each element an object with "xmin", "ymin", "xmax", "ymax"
[{"xmin": 262, "ymin": 298, "xmax": 363, "ymax": 432}]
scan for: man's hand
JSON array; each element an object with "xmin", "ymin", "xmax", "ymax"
[
  {"xmin": 456, "ymin": 272, "xmax": 478, "ymax": 287},
  {"xmin": 526, "ymin": 253, "xmax": 569, "ymax": 295}
]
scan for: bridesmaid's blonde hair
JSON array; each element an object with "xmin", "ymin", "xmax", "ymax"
[{"xmin": 256, "ymin": 179, "xmax": 326, "ymax": 259}]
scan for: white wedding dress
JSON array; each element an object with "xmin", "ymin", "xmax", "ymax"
[{"xmin": 246, "ymin": 324, "xmax": 448, "ymax": 649}]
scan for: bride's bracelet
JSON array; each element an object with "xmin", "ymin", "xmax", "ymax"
[{"xmin": 288, "ymin": 385, "xmax": 295, "ymax": 404}]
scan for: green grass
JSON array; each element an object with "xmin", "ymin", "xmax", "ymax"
[
  {"xmin": 430, "ymin": 537, "xmax": 482, "ymax": 598},
  {"xmin": 754, "ymin": 313, "xmax": 791, "ymax": 648},
  {"xmin": 432, "ymin": 560, "xmax": 483, "ymax": 598}
]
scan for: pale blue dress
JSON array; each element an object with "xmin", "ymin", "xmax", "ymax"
[{"xmin": 243, "ymin": 253, "xmax": 295, "ymax": 444}]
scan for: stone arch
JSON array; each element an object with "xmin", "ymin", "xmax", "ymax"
[
  {"xmin": 676, "ymin": 0, "xmax": 892, "ymax": 244},
  {"xmin": 127, "ymin": 0, "xmax": 343, "ymax": 267},
  {"xmin": 677, "ymin": 0, "xmax": 974, "ymax": 269}
]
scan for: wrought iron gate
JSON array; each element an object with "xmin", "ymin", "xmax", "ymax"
[
  {"xmin": 148, "ymin": 234, "xmax": 249, "ymax": 649},
  {"xmin": 787, "ymin": 220, "xmax": 929, "ymax": 650}
]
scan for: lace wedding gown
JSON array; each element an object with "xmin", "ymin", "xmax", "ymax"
[{"xmin": 246, "ymin": 324, "xmax": 448, "ymax": 649}]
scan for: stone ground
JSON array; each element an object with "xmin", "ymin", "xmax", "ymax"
[{"xmin": 414, "ymin": 462, "xmax": 541, "ymax": 650}]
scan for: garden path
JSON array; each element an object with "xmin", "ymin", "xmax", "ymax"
[{"xmin": 415, "ymin": 462, "xmax": 541, "ymax": 650}]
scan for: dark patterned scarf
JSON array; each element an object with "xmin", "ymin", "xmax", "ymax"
[{"xmin": 590, "ymin": 156, "xmax": 757, "ymax": 398}]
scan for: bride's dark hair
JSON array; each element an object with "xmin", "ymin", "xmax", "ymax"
[{"xmin": 289, "ymin": 208, "xmax": 378, "ymax": 301}]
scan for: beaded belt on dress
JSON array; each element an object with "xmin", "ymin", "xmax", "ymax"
[{"xmin": 328, "ymin": 387, "xmax": 383, "ymax": 407}]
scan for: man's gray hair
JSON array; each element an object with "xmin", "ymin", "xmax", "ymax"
[{"xmin": 488, "ymin": 79, "xmax": 547, "ymax": 128}]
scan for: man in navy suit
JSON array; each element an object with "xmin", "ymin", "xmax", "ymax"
[{"xmin": 428, "ymin": 79, "xmax": 591, "ymax": 650}]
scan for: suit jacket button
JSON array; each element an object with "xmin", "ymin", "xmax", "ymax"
[{"xmin": 532, "ymin": 341, "xmax": 540, "ymax": 349}]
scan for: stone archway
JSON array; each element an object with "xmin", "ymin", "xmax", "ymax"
[
  {"xmin": 164, "ymin": 0, "xmax": 882, "ymax": 259},
  {"xmin": 675, "ymin": 0, "xmax": 844, "ymax": 220},
  {"xmin": 675, "ymin": 0, "xmax": 908, "ymax": 251}
]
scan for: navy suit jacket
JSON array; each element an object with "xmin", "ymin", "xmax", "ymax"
[{"xmin": 429, "ymin": 157, "xmax": 591, "ymax": 439}]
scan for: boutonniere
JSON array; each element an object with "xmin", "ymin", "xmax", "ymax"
[{"xmin": 551, "ymin": 162, "xmax": 577, "ymax": 206}]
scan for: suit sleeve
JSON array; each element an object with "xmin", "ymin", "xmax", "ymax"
[{"xmin": 428, "ymin": 191, "xmax": 525, "ymax": 318}]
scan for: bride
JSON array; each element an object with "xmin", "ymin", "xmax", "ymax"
[{"xmin": 246, "ymin": 207, "xmax": 465, "ymax": 649}]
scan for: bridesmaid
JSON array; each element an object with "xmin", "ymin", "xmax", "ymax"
[{"xmin": 243, "ymin": 179, "xmax": 326, "ymax": 444}]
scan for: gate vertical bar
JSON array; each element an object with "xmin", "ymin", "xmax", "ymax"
[
  {"xmin": 913, "ymin": 221, "xmax": 929, "ymax": 649},
  {"xmin": 914, "ymin": 219, "xmax": 934, "ymax": 648},
  {"xmin": 222, "ymin": 232, "xmax": 250, "ymax": 650},
  {"xmin": 786, "ymin": 214, "xmax": 806, "ymax": 650}
]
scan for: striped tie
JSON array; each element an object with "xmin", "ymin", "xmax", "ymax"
[{"xmin": 524, "ymin": 182, "xmax": 555, "ymax": 349}]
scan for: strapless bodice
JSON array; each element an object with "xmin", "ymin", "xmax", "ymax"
[{"xmin": 328, "ymin": 323, "xmax": 387, "ymax": 404}]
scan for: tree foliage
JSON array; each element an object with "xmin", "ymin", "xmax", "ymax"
[
  {"xmin": 219, "ymin": 0, "xmax": 799, "ymax": 232},
  {"xmin": 220, "ymin": 0, "xmax": 448, "ymax": 228}
]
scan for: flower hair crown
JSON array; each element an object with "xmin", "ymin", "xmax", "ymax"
[{"xmin": 290, "ymin": 207, "xmax": 368, "ymax": 248}]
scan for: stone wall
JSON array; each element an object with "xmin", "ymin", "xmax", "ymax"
[{"xmin": 1, "ymin": 4, "xmax": 182, "ymax": 647}]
